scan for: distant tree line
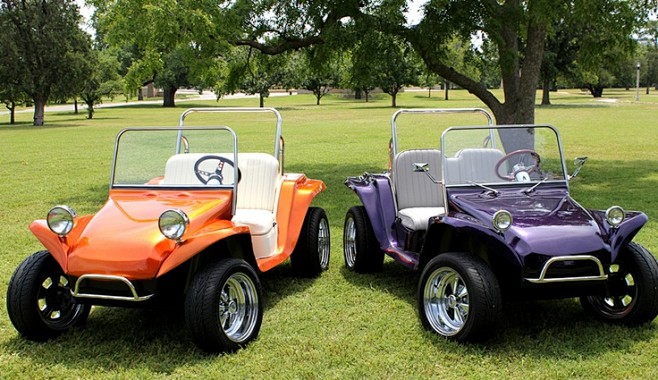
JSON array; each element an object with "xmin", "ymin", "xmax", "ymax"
[{"xmin": 0, "ymin": 0, "xmax": 654, "ymax": 126}]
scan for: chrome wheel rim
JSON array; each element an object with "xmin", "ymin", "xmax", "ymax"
[
  {"xmin": 588, "ymin": 263, "xmax": 637, "ymax": 318},
  {"xmin": 219, "ymin": 272, "xmax": 259, "ymax": 343},
  {"xmin": 37, "ymin": 272, "xmax": 86, "ymax": 330},
  {"xmin": 423, "ymin": 266, "xmax": 469, "ymax": 336},
  {"xmin": 318, "ymin": 217, "xmax": 330, "ymax": 269},
  {"xmin": 343, "ymin": 216, "xmax": 356, "ymax": 268}
]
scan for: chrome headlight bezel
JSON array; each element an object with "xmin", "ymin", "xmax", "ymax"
[
  {"xmin": 605, "ymin": 206, "xmax": 625, "ymax": 228},
  {"xmin": 47, "ymin": 205, "xmax": 77, "ymax": 237},
  {"xmin": 158, "ymin": 209, "xmax": 189, "ymax": 242},
  {"xmin": 492, "ymin": 210, "xmax": 513, "ymax": 232}
]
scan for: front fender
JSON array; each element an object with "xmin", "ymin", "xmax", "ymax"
[
  {"xmin": 422, "ymin": 213, "xmax": 522, "ymax": 269},
  {"xmin": 590, "ymin": 209, "xmax": 648, "ymax": 261},
  {"xmin": 29, "ymin": 215, "xmax": 94, "ymax": 273},
  {"xmin": 157, "ymin": 220, "xmax": 250, "ymax": 277}
]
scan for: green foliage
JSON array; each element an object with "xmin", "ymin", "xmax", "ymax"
[
  {"xmin": 91, "ymin": 0, "xmax": 234, "ymax": 106},
  {"xmin": 0, "ymin": 0, "xmax": 93, "ymax": 125},
  {"xmin": 219, "ymin": 46, "xmax": 293, "ymax": 107},
  {"xmin": 80, "ymin": 49, "xmax": 125, "ymax": 119},
  {"xmin": 351, "ymin": 31, "xmax": 421, "ymax": 107}
]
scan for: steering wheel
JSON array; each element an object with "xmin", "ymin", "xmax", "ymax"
[
  {"xmin": 494, "ymin": 149, "xmax": 541, "ymax": 181},
  {"xmin": 193, "ymin": 155, "xmax": 236, "ymax": 185}
]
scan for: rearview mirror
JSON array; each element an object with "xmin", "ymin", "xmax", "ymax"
[
  {"xmin": 570, "ymin": 156, "xmax": 588, "ymax": 179},
  {"xmin": 413, "ymin": 162, "xmax": 440, "ymax": 184}
]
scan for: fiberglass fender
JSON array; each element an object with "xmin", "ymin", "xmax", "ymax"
[
  {"xmin": 589, "ymin": 209, "xmax": 648, "ymax": 262},
  {"xmin": 345, "ymin": 173, "xmax": 397, "ymax": 251},
  {"xmin": 420, "ymin": 213, "xmax": 523, "ymax": 271},
  {"xmin": 276, "ymin": 173, "xmax": 326, "ymax": 256},
  {"xmin": 29, "ymin": 215, "xmax": 94, "ymax": 274}
]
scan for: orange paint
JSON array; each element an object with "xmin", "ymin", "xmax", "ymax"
[{"xmin": 30, "ymin": 175, "xmax": 326, "ymax": 279}]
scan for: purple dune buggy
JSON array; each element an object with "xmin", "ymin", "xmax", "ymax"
[{"xmin": 343, "ymin": 108, "xmax": 658, "ymax": 342}]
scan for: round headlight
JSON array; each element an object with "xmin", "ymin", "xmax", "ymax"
[
  {"xmin": 159, "ymin": 209, "xmax": 189, "ymax": 241},
  {"xmin": 492, "ymin": 210, "xmax": 513, "ymax": 232},
  {"xmin": 47, "ymin": 205, "xmax": 76, "ymax": 237},
  {"xmin": 605, "ymin": 206, "xmax": 625, "ymax": 228}
]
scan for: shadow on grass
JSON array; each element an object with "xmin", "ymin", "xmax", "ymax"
[
  {"xmin": 342, "ymin": 261, "xmax": 658, "ymax": 358},
  {"xmin": 1, "ymin": 264, "xmax": 318, "ymax": 373},
  {"xmin": 337, "ymin": 156, "xmax": 658, "ymax": 356}
]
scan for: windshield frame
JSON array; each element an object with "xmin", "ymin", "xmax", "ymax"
[
  {"xmin": 110, "ymin": 126, "xmax": 239, "ymax": 196},
  {"xmin": 440, "ymin": 124, "xmax": 570, "ymax": 192}
]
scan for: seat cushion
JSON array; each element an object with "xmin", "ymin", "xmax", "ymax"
[
  {"xmin": 232, "ymin": 209, "xmax": 276, "ymax": 235},
  {"xmin": 398, "ymin": 207, "xmax": 445, "ymax": 230}
]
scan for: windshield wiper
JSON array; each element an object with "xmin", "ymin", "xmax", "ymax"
[
  {"xmin": 469, "ymin": 181, "xmax": 499, "ymax": 196},
  {"xmin": 523, "ymin": 178, "xmax": 548, "ymax": 194}
]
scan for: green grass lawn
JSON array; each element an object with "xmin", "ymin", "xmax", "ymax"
[{"xmin": 1, "ymin": 88, "xmax": 658, "ymax": 379}]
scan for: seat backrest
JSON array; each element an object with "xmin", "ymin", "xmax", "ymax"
[
  {"xmin": 162, "ymin": 153, "xmax": 280, "ymax": 212},
  {"xmin": 163, "ymin": 153, "xmax": 219, "ymax": 185},
  {"xmin": 445, "ymin": 148, "xmax": 504, "ymax": 184},
  {"xmin": 235, "ymin": 153, "xmax": 280, "ymax": 211},
  {"xmin": 392, "ymin": 149, "xmax": 443, "ymax": 210}
]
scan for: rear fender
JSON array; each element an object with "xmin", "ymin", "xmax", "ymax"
[
  {"xmin": 344, "ymin": 173, "xmax": 396, "ymax": 249},
  {"xmin": 276, "ymin": 174, "xmax": 326, "ymax": 255}
]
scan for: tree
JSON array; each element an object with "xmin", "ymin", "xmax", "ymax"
[
  {"xmin": 79, "ymin": 49, "xmax": 124, "ymax": 119},
  {"xmin": 232, "ymin": 0, "xmax": 649, "ymax": 129},
  {"xmin": 300, "ymin": 50, "xmax": 344, "ymax": 105},
  {"xmin": 0, "ymin": 13, "xmax": 27, "ymax": 125},
  {"xmin": 540, "ymin": 1, "xmax": 639, "ymax": 103},
  {"xmin": 219, "ymin": 46, "xmax": 290, "ymax": 107},
  {"xmin": 0, "ymin": 0, "xmax": 92, "ymax": 126},
  {"xmin": 90, "ymin": 0, "xmax": 231, "ymax": 107},
  {"xmin": 364, "ymin": 32, "xmax": 421, "ymax": 107}
]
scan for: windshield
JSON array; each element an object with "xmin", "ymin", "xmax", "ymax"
[
  {"xmin": 441, "ymin": 125, "xmax": 568, "ymax": 187},
  {"xmin": 111, "ymin": 127, "xmax": 238, "ymax": 188}
]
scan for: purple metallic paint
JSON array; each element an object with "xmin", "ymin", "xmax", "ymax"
[{"xmin": 346, "ymin": 174, "xmax": 648, "ymax": 272}]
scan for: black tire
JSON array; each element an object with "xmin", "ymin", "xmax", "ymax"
[
  {"xmin": 6, "ymin": 250, "xmax": 91, "ymax": 342},
  {"xmin": 185, "ymin": 258, "xmax": 263, "ymax": 353},
  {"xmin": 580, "ymin": 242, "xmax": 658, "ymax": 326},
  {"xmin": 291, "ymin": 207, "xmax": 331, "ymax": 278},
  {"xmin": 418, "ymin": 252, "xmax": 502, "ymax": 342},
  {"xmin": 343, "ymin": 206, "xmax": 384, "ymax": 273}
]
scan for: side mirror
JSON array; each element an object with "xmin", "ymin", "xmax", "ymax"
[
  {"xmin": 413, "ymin": 162, "xmax": 440, "ymax": 184},
  {"xmin": 570, "ymin": 156, "xmax": 588, "ymax": 179}
]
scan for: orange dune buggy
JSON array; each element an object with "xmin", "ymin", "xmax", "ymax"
[{"xmin": 6, "ymin": 107, "xmax": 330, "ymax": 353}]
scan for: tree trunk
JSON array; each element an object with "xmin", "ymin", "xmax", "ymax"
[
  {"xmin": 5, "ymin": 101, "xmax": 16, "ymax": 124},
  {"xmin": 259, "ymin": 93, "xmax": 265, "ymax": 108},
  {"xmin": 163, "ymin": 86, "xmax": 177, "ymax": 107},
  {"xmin": 33, "ymin": 96, "xmax": 46, "ymax": 126},
  {"xmin": 541, "ymin": 77, "xmax": 551, "ymax": 105},
  {"xmin": 74, "ymin": 98, "xmax": 79, "ymax": 114},
  {"xmin": 365, "ymin": 90, "xmax": 370, "ymax": 102},
  {"xmin": 390, "ymin": 89, "xmax": 398, "ymax": 107},
  {"xmin": 85, "ymin": 101, "xmax": 94, "ymax": 119},
  {"xmin": 587, "ymin": 84, "xmax": 604, "ymax": 98},
  {"xmin": 315, "ymin": 91, "xmax": 321, "ymax": 105},
  {"xmin": 444, "ymin": 80, "xmax": 449, "ymax": 100},
  {"xmin": 354, "ymin": 88, "xmax": 362, "ymax": 99},
  {"xmin": 428, "ymin": 87, "xmax": 432, "ymax": 98}
]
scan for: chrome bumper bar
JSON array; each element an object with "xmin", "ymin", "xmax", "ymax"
[
  {"xmin": 524, "ymin": 255, "xmax": 608, "ymax": 284},
  {"xmin": 72, "ymin": 274, "xmax": 154, "ymax": 302}
]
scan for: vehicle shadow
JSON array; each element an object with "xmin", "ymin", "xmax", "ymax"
[
  {"xmin": 1, "ymin": 262, "xmax": 318, "ymax": 373},
  {"xmin": 341, "ymin": 261, "xmax": 658, "ymax": 359}
]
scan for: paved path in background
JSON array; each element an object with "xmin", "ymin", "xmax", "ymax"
[{"xmin": 1, "ymin": 90, "xmax": 293, "ymax": 116}]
